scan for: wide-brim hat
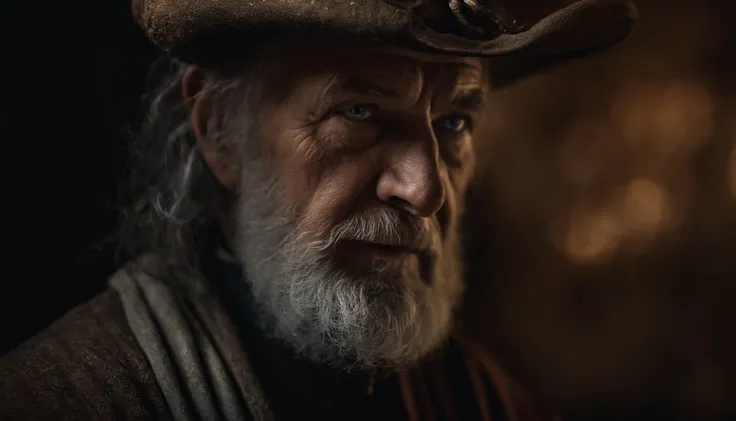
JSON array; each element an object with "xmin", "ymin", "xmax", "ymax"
[{"xmin": 132, "ymin": 0, "xmax": 638, "ymax": 87}]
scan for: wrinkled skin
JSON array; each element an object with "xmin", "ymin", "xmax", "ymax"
[{"xmin": 185, "ymin": 35, "xmax": 488, "ymax": 368}]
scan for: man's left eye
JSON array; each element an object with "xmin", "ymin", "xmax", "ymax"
[
  {"xmin": 438, "ymin": 116, "xmax": 470, "ymax": 132},
  {"xmin": 342, "ymin": 104, "xmax": 374, "ymax": 121}
]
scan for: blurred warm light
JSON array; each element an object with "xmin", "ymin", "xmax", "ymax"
[
  {"xmin": 619, "ymin": 178, "xmax": 669, "ymax": 238},
  {"xmin": 610, "ymin": 79, "xmax": 714, "ymax": 162},
  {"xmin": 555, "ymin": 178, "xmax": 669, "ymax": 264},
  {"xmin": 658, "ymin": 81, "xmax": 714, "ymax": 147},
  {"xmin": 563, "ymin": 206, "xmax": 621, "ymax": 263},
  {"xmin": 471, "ymin": 1, "xmax": 734, "ymax": 413}
]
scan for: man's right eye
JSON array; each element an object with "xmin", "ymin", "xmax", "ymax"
[{"xmin": 342, "ymin": 104, "xmax": 374, "ymax": 121}]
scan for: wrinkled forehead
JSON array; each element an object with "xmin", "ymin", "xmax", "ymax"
[
  {"xmin": 335, "ymin": 46, "xmax": 485, "ymax": 88},
  {"xmin": 260, "ymin": 36, "xmax": 487, "ymax": 99}
]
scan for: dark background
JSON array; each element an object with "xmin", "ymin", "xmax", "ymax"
[
  {"xmin": 4, "ymin": 0, "xmax": 157, "ymax": 353},
  {"xmin": 3, "ymin": 0, "xmax": 735, "ymax": 419}
]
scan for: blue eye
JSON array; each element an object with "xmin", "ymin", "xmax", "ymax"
[
  {"xmin": 343, "ymin": 105, "xmax": 373, "ymax": 121},
  {"xmin": 439, "ymin": 116, "xmax": 469, "ymax": 132}
]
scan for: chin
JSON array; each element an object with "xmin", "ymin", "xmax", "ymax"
[
  {"xmin": 335, "ymin": 263, "xmax": 416, "ymax": 292},
  {"xmin": 286, "ymin": 262, "xmax": 461, "ymax": 369}
]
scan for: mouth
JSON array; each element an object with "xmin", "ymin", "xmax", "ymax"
[
  {"xmin": 339, "ymin": 239, "xmax": 424, "ymax": 258},
  {"xmin": 334, "ymin": 238, "xmax": 438, "ymax": 285}
]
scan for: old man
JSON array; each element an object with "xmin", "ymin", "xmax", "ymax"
[{"xmin": 0, "ymin": 0, "xmax": 637, "ymax": 420}]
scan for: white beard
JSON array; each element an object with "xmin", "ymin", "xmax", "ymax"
[{"xmin": 232, "ymin": 161, "xmax": 465, "ymax": 370}]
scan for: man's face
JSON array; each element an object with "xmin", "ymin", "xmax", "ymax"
[{"xmin": 203, "ymin": 37, "xmax": 486, "ymax": 368}]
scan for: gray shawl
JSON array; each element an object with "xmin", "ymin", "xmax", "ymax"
[{"xmin": 109, "ymin": 257, "xmax": 275, "ymax": 421}]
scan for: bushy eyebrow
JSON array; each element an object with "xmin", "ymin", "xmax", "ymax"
[
  {"xmin": 317, "ymin": 76, "xmax": 487, "ymax": 115},
  {"xmin": 325, "ymin": 79, "xmax": 401, "ymax": 100},
  {"xmin": 450, "ymin": 88, "xmax": 487, "ymax": 112}
]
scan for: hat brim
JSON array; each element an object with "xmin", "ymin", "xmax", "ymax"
[
  {"xmin": 407, "ymin": 0, "xmax": 638, "ymax": 87},
  {"xmin": 134, "ymin": 0, "xmax": 637, "ymax": 88}
]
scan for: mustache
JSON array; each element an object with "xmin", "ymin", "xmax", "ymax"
[{"xmin": 324, "ymin": 207, "xmax": 433, "ymax": 251}]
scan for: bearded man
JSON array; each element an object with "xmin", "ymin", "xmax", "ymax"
[{"xmin": 1, "ymin": 1, "xmax": 637, "ymax": 420}]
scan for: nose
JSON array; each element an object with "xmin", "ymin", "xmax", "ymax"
[{"xmin": 376, "ymin": 136, "xmax": 446, "ymax": 217}]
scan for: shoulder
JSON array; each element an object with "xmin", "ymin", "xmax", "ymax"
[{"xmin": 0, "ymin": 289, "xmax": 172, "ymax": 421}]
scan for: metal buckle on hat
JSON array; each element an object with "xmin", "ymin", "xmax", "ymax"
[
  {"xmin": 448, "ymin": 0, "xmax": 526, "ymax": 37},
  {"xmin": 384, "ymin": 0, "xmax": 529, "ymax": 40}
]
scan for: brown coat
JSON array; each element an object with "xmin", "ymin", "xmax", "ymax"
[
  {"xmin": 0, "ymin": 289, "xmax": 172, "ymax": 421},
  {"xmin": 0, "ymin": 261, "xmax": 558, "ymax": 421}
]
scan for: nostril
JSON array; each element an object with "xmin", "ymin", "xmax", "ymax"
[{"xmin": 388, "ymin": 196, "xmax": 418, "ymax": 215}]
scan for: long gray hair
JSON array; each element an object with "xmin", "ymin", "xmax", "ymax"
[{"xmin": 117, "ymin": 55, "xmax": 263, "ymax": 280}]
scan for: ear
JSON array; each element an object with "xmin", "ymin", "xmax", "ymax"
[{"xmin": 182, "ymin": 65, "xmax": 239, "ymax": 191}]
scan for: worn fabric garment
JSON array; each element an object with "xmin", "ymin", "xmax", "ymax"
[
  {"xmin": 0, "ymin": 288, "xmax": 173, "ymax": 421},
  {"xmin": 0, "ymin": 250, "xmax": 558, "ymax": 421},
  {"xmin": 108, "ymin": 256, "xmax": 271, "ymax": 421}
]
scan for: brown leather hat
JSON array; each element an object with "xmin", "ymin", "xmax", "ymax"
[{"xmin": 132, "ymin": 0, "xmax": 638, "ymax": 87}]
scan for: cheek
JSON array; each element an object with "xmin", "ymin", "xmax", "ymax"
[
  {"xmin": 450, "ymin": 169, "xmax": 474, "ymax": 202},
  {"xmin": 267, "ymin": 117, "xmax": 379, "ymax": 197},
  {"xmin": 263, "ymin": 113, "xmax": 411, "ymax": 241},
  {"xmin": 260, "ymin": 124, "xmax": 327, "ymax": 212},
  {"xmin": 316, "ymin": 118, "xmax": 381, "ymax": 154},
  {"xmin": 448, "ymin": 150, "xmax": 475, "ymax": 195},
  {"xmin": 439, "ymin": 165, "xmax": 475, "ymax": 230},
  {"xmin": 287, "ymin": 121, "xmax": 384, "ymax": 234},
  {"xmin": 297, "ymin": 159, "xmax": 382, "ymax": 241}
]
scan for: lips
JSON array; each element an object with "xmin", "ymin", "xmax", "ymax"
[
  {"xmin": 361, "ymin": 242, "xmax": 422, "ymax": 254},
  {"xmin": 334, "ymin": 237, "xmax": 437, "ymax": 284},
  {"xmin": 340, "ymin": 239, "xmax": 425, "ymax": 257}
]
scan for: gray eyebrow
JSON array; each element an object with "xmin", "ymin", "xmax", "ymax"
[
  {"xmin": 327, "ymin": 79, "xmax": 402, "ymax": 99},
  {"xmin": 451, "ymin": 88, "xmax": 486, "ymax": 111}
]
